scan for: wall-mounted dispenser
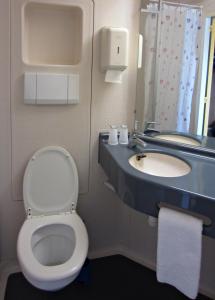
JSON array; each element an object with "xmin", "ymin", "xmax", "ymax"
[
  {"xmin": 24, "ymin": 73, "xmax": 79, "ymax": 105},
  {"xmin": 101, "ymin": 27, "xmax": 129, "ymax": 84}
]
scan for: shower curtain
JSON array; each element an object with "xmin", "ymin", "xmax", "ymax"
[
  {"xmin": 144, "ymin": 2, "xmax": 202, "ymax": 132},
  {"xmin": 141, "ymin": 9, "xmax": 158, "ymax": 123}
]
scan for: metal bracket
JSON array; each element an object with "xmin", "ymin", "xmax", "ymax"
[
  {"xmin": 71, "ymin": 202, "xmax": 76, "ymax": 213},
  {"xmin": 27, "ymin": 207, "xmax": 32, "ymax": 218}
]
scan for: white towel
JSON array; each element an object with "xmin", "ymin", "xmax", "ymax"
[{"xmin": 156, "ymin": 207, "xmax": 203, "ymax": 299}]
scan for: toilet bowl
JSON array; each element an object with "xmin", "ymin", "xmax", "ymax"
[{"xmin": 17, "ymin": 146, "xmax": 89, "ymax": 291}]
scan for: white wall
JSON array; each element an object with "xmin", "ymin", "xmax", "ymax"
[
  {"xmin": 79, "ymin": 0, "xmax": 141, "ymax": 254},
  {"xmin": 0, "ymin": 0, "xmax": 26, "ymax": 262},
  {"xmin": 201, "ymin": 0, "xmax": 215, "ymax": 14},
  {"xmin": 0, "ymin": 0, "xmax": 140, "ymax": 261}
]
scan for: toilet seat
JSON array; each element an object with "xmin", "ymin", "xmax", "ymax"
[
  {"xmin": 17, "ymin": 213, "xmax": 88, "ymax": 282},
  {"xmin": 23, "ymin": 146, "xmax": 79, "ymax": 217}
]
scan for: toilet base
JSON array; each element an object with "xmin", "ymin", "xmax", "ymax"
[{"xmin": 22, "ymin": 269, "xmax": 80, "ymax": 291}]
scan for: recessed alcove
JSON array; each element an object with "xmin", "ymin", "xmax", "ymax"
[{"xmin": 22, "ymin": 2, "xmax": 83, "ymax": 66}]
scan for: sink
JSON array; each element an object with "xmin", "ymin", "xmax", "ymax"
[
  {"xmin": 129, "ymin": 152, "xmax": 191, "ymax": 177},
  {"xmin": 155, "ymin": 134, "xmax": 201, "ymax": 146}
]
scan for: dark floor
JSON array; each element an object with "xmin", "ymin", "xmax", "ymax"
[{"xmin": 5, "ymin": 255, "xmax": 211, "ymax": 300}]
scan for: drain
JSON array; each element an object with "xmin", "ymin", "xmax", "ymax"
[{"xmin": 136, "ymin": 154, "xmax": 147, "ymax": 161}]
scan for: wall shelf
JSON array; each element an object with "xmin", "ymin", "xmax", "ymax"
[{"xmin": 22, "ymin": 2, "xmax": 83, "ymax": 66}]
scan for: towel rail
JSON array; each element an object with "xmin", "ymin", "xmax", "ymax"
[{"xmin": 158, "ymin": 202, "xmax": 212, "ymax": 226}]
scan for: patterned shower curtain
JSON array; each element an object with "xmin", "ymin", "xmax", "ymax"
[
  {"xmin": 155, "ymin": 3, "xmax": 202, "ymax": 132},
  {"xmin": 141, "ymin": 9, "xmax": 158, "ymax": 123},
  {"xmin": 154, "ymin": 3, "xmax": 202, "ymax": 132}
]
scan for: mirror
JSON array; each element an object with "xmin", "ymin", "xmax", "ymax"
[{"xmin": 135, "ymin": 1, "xmax": 215, "ymax": 150}]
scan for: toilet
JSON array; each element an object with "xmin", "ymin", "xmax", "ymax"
[{"xmin": 17, "ymin": 146, "xmax": 89, "ymax": 291}]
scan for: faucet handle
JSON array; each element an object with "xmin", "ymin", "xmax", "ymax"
[{"xmin": 144, "ymin": 121, "xmax": 159, "ymax": 131}]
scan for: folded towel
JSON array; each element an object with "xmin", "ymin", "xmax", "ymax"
[{"xmin": 156, "ymin": 207, "xmax": 203, "ymax": 299}]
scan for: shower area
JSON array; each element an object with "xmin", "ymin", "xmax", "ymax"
[{"xmin": 135, "ymin": 0, "xmax": 203, "ymax": 133}]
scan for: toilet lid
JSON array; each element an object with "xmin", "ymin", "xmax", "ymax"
[{"xmin": 23, "ymin": 146, "xmax": 79, "ymax": 216}]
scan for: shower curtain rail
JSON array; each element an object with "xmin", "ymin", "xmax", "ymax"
[
  {"xmin": 141, "ymin": 1, "xmax": 202, "ymax": 14},
  {"xmin": 140, "ymin": 8, "xmax": 159, "ymax": 14},
  {"xmin": 161, "ymin": 1, "xmax": 203, "ymax": 9}
]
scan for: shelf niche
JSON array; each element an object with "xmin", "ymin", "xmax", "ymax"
[{"xmin": 22, "ymin": 2, "xmax": 83, "ymax": 66}]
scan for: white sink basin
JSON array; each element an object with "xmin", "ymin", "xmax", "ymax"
[
  {"xmin": 156, "ymin": 134, "xmax": 200, "ymax": 146},
  {"xmin": 129, "ymin": 152, "xmax": 191, "ymax": 177}
]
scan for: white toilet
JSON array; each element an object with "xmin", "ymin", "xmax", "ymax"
[{"xmin": 17, "ymin": 146, "xmax": 89, "ymax": 291}]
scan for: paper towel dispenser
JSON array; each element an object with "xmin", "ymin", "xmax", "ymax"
[{"xmin": 101, "ymin": 27, "xmax": 129, "ymax": 83}]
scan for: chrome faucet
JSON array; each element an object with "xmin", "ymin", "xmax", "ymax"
[
  {"xmin": 128, "ymin": 130, "xmax": 147, "ymax": 149},
  {"xmin": 144, "ymin": 121, "xmax": 160, "ymax": 133},
  {"xmin": 128, "ymin": 120, "xmax": 159, "ymax": 149}
]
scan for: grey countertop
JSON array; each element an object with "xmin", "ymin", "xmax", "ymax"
[{"xmin": 99, "ymin": 133, "xmax": 215, "ymax": 238}]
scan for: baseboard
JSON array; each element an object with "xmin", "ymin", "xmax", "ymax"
[
  {"xmin": 121, "ymin": 247, "xmax": 215, "ymax": 300},
  {"xmin": 88, "ymin": 247, "xmax": 120, "ymax": 259},
  {"xmin": 88, "ymin": 245, "xmax": 154, "ymax": 270},
  {"xmin": 89, "ymin": 245, "xmax": 215, "ymax": 300},
  {"xmin": 1, "ymin": 248, "xmax": 214, "ymax": 300}
]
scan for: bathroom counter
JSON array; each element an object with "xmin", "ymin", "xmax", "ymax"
[{"xmin": 99, "ymin": 134, "xmax": 215, "ymax": 238}]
